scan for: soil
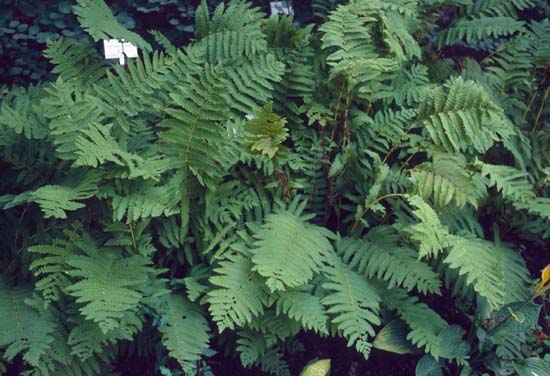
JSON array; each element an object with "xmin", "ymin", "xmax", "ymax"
[{"xmin": 113, "ymin": 333, "xmax": 421, "ymax": 376}]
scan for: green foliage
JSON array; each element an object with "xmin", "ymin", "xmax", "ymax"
[
  {"xmin": 251, "ymin": 211, "xmax": 334, "ymax": 292},
  {"xmin": 1, "ymin": 0, "xmax": 549, "ymax": 374}
]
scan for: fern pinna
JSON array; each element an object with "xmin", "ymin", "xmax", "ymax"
[{"xmin": 1, "ymin": 0, "xmax": 549, "ymax": 375}]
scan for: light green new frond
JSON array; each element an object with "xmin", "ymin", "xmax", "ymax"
[
  {"xmin": 321, "ymin": 257, "xmax": 381, "ymax": 359},
  {"xmin": 336, "ymin": 231, "xmax": 441, "ymax": 294},
  {"xmin": 438, "ymin": 17, "xmax": 525, "ymax": 48},
  {"xmin": 275, "ymin": 288, "xmax": 329, "ymax": 334},
  {"xmin": 406, "ymin": 195, "xmax": 450, "ymax": 259},
  {"xmin": 250, "ymin": 211, "xmax": 334, "ymax": 292},
  {"xmin": 160, "ymin": 65, "xmax": 230, "ymax": 184},
  {"xmin": 224, "ymin": 54, "xmax": 286, "ymax": 116},
  {"xmin": 444, "ymin": 235, "xmax": 505, "ymax": 311},
  {"xmin": 244, "ymin": 103, "xmax": 289, "ymax": 159},
  {"xmin": 44, "ymin": 38, "xmax": 107, "ymax": 90},
  {"xmin": 74, "ymin": 0, "xmax": 152, "ymax": 52},
  {"xmin": 410, "ymin": 153, "xmax": 486, "ymax": 208},
  {"xmin": 30, "ymin": 172, "xmax": 100, "ymax": 219},
  {"xmin": 0, "ymin": 85, "xmax": 48, "ymax": 140},
  {"xmin": 477, "ymin": 161, "xmax": 535, "ymax": 204},
  {"xmin": 207, "ymin": 253, "xmax": 268, "ymax": 332},
  {"xmin": 158, "ymin": 294, "xmax": 210, "ymax": 368},
  {"xmin": 417, "ymin": 76, "xmax": 512, "ymax": 154},
  {"xmin": 0, "ymin": 279, "xmax": 56, "ymax": 367},
  {"xmin": 64, "ymin": 239, "xmax": 153, "ymax": 333},
  {"xmin": 384, "ymin": 287, "xmax": 448, "ymax": 358}
]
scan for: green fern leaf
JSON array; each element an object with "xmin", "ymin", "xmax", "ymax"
[
  {"xmin": 384, "ymin": 287, "xmax": 448, "ymax": 358},
  {"xmin": 0, "ymin": 279, "xmax": 56, "ymax": 367},
  {"xmin": 275, "ymin": 288, "xmax": 329, "ymax": 334},
  {"xmin": 30, "ymin": 172, "xmax": 100, "ymax": 219},
  {"xmin": 251, "ymin": 211, "xmax": 334, "ymax": 292},
  {"xmin": 74, "ymin": 0, "xmax": 151, "ymax": 52},
  {"xmin": 417, "ymin": 77, "xmax": 513, "ymax": 154},
  {"xmin": 438, "ymin": 17, "xmax": 525, "ymax": 48},
  {"xmin": 244, "ymin": 103, "xmax": 289, "ymax": 159},
  {"xmin": 157, "ymin": 294, "xmax": 210, "ymax": 368},
  {"xmin": 63, "ymin": 239, "xmax": 153, "ymax": 333},
  {"xmin": 322, "ymin": 257, "xmax": 381, "ymax": 359},
  {"xmin": 406, "ymin": 196, "xmax": 450, "ymax": 259},
  {"xmin": 336, "ymin": 230, "xmax": 441, "ymax": 294},
  {"xmin": 207, "ymin": 253, "xmax": 268, "ymax": 331}
]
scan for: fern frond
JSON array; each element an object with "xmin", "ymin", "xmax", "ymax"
[
  {"xmin": 73, "ymin": 123, "xmax": 143, "ymax": 173},
  {"xmin": 336, "ymin": 230, "xmax": 442, "ymax": 294},
  {"xmin": 63, "ymin": 239, "xmax": 153, "ymax": 333},
  {"xmin": 44, "ymin": 38, "xmax": 107, "ymax": 90},
  {"xmin": 74, "ymin": 0, "xmax": 152, "ymax": 51},
  {"xmin": 321, "ymin": 257, "xmax": 381, "ymax": 359},
  {"xmin": 160, "ymin": 65, "xmax": 230, "ymax": 185},
  {"xmin": 443, "ymin": 235, "xmax": 509, "ymax": 310},
  {"xmin": 476, "ymin": 161, "xmax": 535, "ymax": 204},
  {"xmin": 0, "ymin": 85, "xmax": 48, "ymax": 140},
  {"xmin": 417, "ymin": 76, "xmax": 513, "ymax": 154},
  {"xmin": 406, "ymin": 195, "xmax": 451, "ymax": 259},
  {"xmin": 30, "ymin": 172, "xmax": 100, "ymax": 219},
  {"xmin": 0, "ymin": 279, "xmax": 56, "ymax": 367},
  {"xmin": 236, "ymin": 329, "xmax": 290, "ymax": 376},
  {"xmin": 224, "ymin": 54, "xmax": 286, "ymax": 116},
  {"xmin": 410, "ymin": 153, "xmax": 486, "ymax": 208},
  {"xmin": 466, "ymin": 0, "xmax": 535, "ymax": 17},
  {"xmin": 275, "ymin": 288, "xmax": 329, "ymax": 334},
  {"xmin": 41, "ymin": 78, "xmax": 105, "ymax": 161},
  {"xmin": 384, "ymin": 287, "xmax": 448, "ymax": 358},
  {"xmin": 244, "ymin": 102, "xmax": 289, "ymax": 159},
  {"xmin": 95, "ymin": 51, "xmax": 170, "ymax": 129},
  {"xmin": 157, "ymin": 294, "xmax": 210, "ymax": 368},
  {"xmin": 250, "ymin": 211, "xmax": 334, "ymax": 292},
  {"xmin": 207, "ymin": 253, "xmax": 268, "ymax": 332},
  {"xmin": 438, "ymin": 17, "xmax": 525, "ymax": 48},
  {"xmin": 194, "ymin": 0, "xmax": 266, "ymax": 63},
  {"xmin": 110, "ymin": 175, "xmax": 182, "ymax": 223}
]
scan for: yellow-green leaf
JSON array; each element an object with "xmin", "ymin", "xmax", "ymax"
[{"xmin": 300, "ymin": 359, "xmax": 331, "ymax": 376}]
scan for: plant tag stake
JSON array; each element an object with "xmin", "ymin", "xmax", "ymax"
[
  {"xmin": 103, "ymin": 39, "xmax": 138, "ymax": 66},
  {"xmin": 270, "ymin": 1, "xmax": 294, "ymax": 15}
]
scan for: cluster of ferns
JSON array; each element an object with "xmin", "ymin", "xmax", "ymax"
[{"xmin": 1, "ymin": 0, "xmax": 550, "ymax": 375}]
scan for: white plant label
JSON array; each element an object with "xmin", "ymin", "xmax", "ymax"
[
  {"xmin": 270, "ymin": 1, "xmax": 294, "ymax": 15},
  {"xmin": 103, "ymin": 39, "xmax": 138, "ymax": 66}
]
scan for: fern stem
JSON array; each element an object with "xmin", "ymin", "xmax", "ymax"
[
  {"xmin": 522, "ymin": 70, "xmax": 548, "ymax": 126},
  {"xmin": 531, "ymin": 84, "xmax": 550, "ymax": 134},
  {"xmin": 382, "ymin": 124, "xmax": 417, "ymax": 165},
  {"xmin": 129, "ymin": 222, "xmax": 137, "ymax": 251},
  {"xmin": 331, "ymin": 80, "xmax": 346, "ymax": 141},
  {"xmin": 343, "ymin": 87, "xmax": 352, "ymax": 145},
  {"xmin": 351, "ymin": 193, "xmax": 406, "ymax": 233}
]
